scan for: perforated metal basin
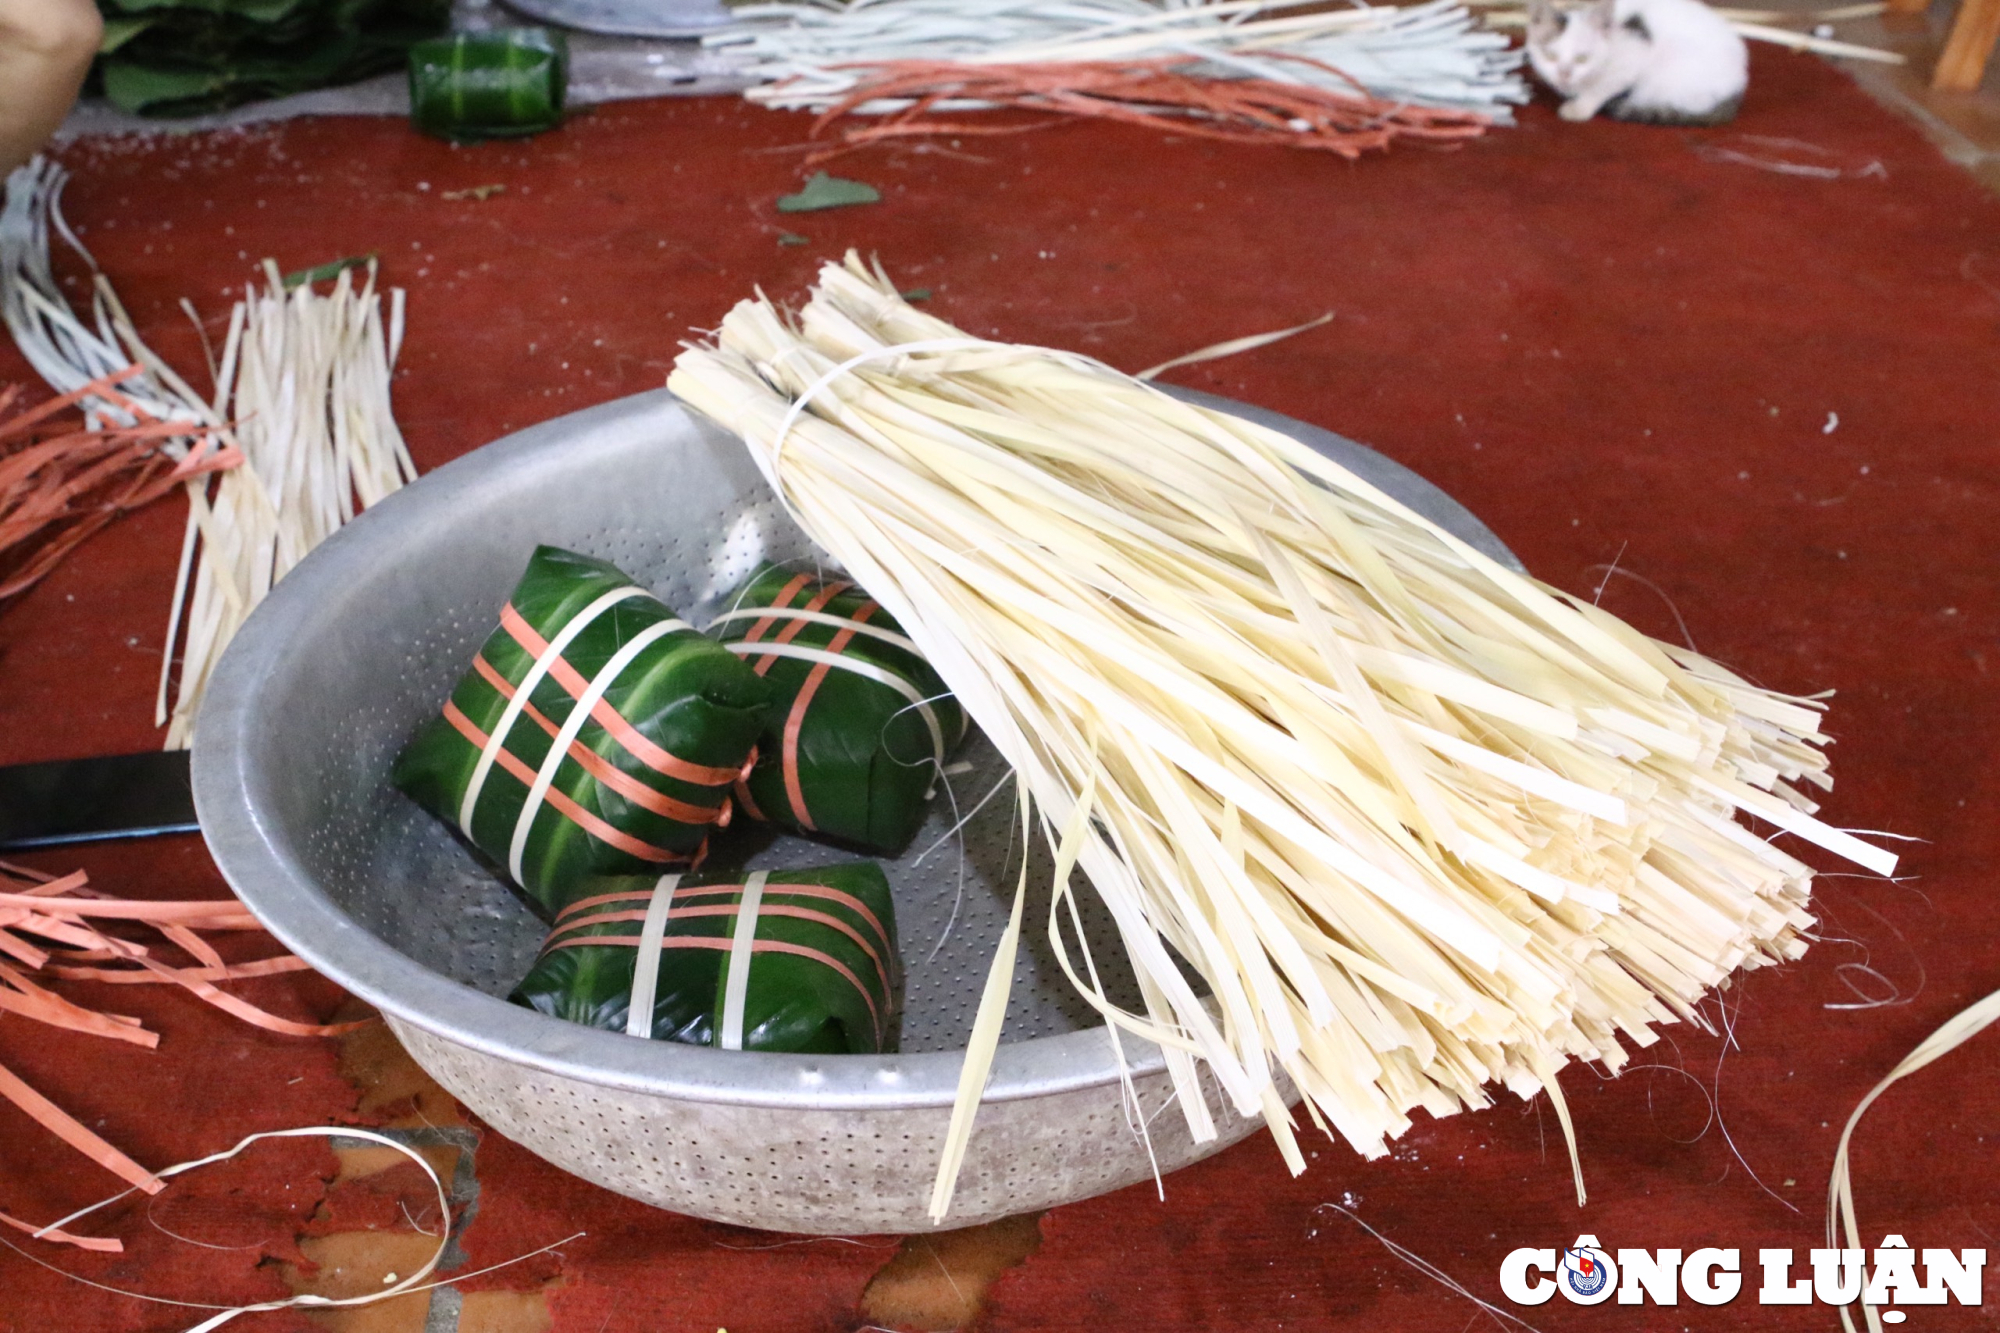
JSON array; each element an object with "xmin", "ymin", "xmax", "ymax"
[{"xmin": 193, "ymin": 387, "xmax": 1518, "ymax": 1234}]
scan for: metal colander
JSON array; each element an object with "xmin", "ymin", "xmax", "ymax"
[{"xmin": 193, "ymin": 387, "xmax": 1518, "ymax": 1234}]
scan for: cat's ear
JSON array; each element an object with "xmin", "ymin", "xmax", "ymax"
[
  {"xmin": 1588, "ymin": 0, "xmax": 1618, "ymax": 30},
  {"xmin": 1526, "ymin": 0, "xmax": 1559, "ymax": 37}
]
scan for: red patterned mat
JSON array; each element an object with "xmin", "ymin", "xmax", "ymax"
[{"xmin": 0, "ymin": 42, "xmax": 1995, "ymax": 1331}]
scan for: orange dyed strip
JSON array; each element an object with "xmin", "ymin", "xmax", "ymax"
[
  {"xmin": 3, "ymin": 914, "xmax": 118, "ymax": 954},
  {"xmin": 733, "ymin": 773, "xmax": 768, "ymax": 823},
  {"xmin": 443, "ymin": 700, "xmax": 692, "ymax": 867},
  {"xmin": 126, "ymin": 953, "xmax": 373, "ymax": 1039},
  {"xmin": 0, "ymin": 928, "xmax": 49, "ymax": 969},
  {"xmin": 0, "ymin": 365, "xmax": 238, "ymax": 602},
  {"xmin": 470, "ymin": 653, "xmax": 728, "ymax": 827},
  {"xmin": 0, "ymin": 971, "xmax": 155, "ymax": 1047},
  {"xmin": 43, "ymin": 955, "xmax": 312, "ymax": 985},
  {"xmin": 0, "ymin": 892, "xmax": 261, "ymax": 922},
  {"xmin": 0, "ymin": 848, "xmax": 371, "ymax": 1253},
  {"xmin": 557, "ymin": 882, "xmax": 892, "ymax": 956},
  {"xmin": 160, "ymin": 921, "xmax": 225, "ymax": 971},
  {"xmin": 0, "ymin": 1057, "xmax": 163, "ymax": 1196},
  {"xmin": 0, "ymin": 364, "xmax": 146, "ymax": 442},
  {"xmin": 554, "ymin": 882, "xmax": 888, "ymax": 947},
  {"xmin": 554, "ymin": 887, "xmax": 667, "ymax": 921},
  {"xmin": 801, "ymin": 56, "xmax": 1492, "ymax": 167},
  {"xmin": 1, "ymin": 1206, "xmax": 121, "ymax": 1253},
  {"xmin": 0, "ymin": 865, "xmax": 85, "ymax": 891},
  {"xmin": 738, "ymin": 572, "xmax": 813, "ymax": 647},
  {"xmin": 550, "ymin": 902, "xmax": 890, "ymax": 989},
  {"xmin": 780, "ymin": 599, "xmax": 881, "ymax": 833},
  {"xmin": 545, "ymin": 934, "xmax": 880, "ymax": 1037},
  {"xmin": 693, "ymin": 882, "xmax": 893, "ymax": 955},
  {"xmin": 751, "ymin": 581, "xmax": 850, "ymax": 677},
  {"xmin": 497, "ymin": 605, "xmax": 741, "ymax": 787}
]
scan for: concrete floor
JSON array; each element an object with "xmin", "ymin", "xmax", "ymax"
[{"xmin": 1787, "ymin": 0, "xmax": 2000, "ymax": 183}]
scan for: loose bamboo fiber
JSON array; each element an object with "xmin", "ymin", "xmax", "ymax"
[
  {"xmin": 0, "ymin": 160, "xmax": 417, "ymax": 750},
  {"xmin": 0, "ymin": 858, "xmax": 365, "ymax": 1252},
  {"xmin": 797, "ymin": 56, "xmax": 1496, "ymax": 162},
  {"xmin": 711, "ymin": 0, "xmax": 1527, "ymax": 118},
  {"xmin": 672, "ymin": 255, "xmax": 1895, "ymax": 1220},
  {"xmin": 156, "ymin": 260, "xmax": 416, "ymax": 749},
  {"xmin": 0, "ymin": 368, "xmax": 237, "ymax": 601}
]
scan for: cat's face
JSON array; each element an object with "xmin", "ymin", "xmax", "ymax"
[{"xmin": 1527, "ymin": 0, "xmax": 1618, "ymax": 93}]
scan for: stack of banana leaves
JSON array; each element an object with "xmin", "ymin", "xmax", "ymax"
[{"xmin": 94, "ymin": 0, "xmax": 450, "ymax": 117}]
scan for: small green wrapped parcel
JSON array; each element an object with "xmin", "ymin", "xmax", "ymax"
[
  {"xmin": 511, "ymin": 863, "xmax": 901, "ymax": 1055},
  {"xmin": 407, "ymin": 28, "xmax": 567, "ymax": 142},
  {"xmin": 711, "ymin": 564, "xmax": 969, "ymax": 855},
  {"xmin": 393, "ymin": 546, "xmax": 773, "ymax": 917}
]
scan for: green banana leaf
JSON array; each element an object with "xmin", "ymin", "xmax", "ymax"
[
  {"xmin": 713, "ymin": 563, "xmax": 970, "ymax": 856},
  {"xmin": 511, "ymin": 863, "xmax": 902, "ymax": 1055},
  {"xmin": 93, "ymin": 0, "xmax": 448, "ymax": 117},
  {"xmin": 98, "ymin": 18, "xmax": 154, "ymax": 54},
  {"xmin": 393, "ymin": 546, "xmax": 775, "ymax": 919}
]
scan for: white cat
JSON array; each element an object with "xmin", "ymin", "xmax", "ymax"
[{"xmin": 1527, "ymin": 0, "xmax": 1748, "ymax": 126}]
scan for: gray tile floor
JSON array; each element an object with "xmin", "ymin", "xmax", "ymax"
[{"xmin": 1773, "ymin": 0, "xmax": 2000, "ymax": 183}]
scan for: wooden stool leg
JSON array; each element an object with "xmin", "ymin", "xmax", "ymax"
[{"xmin": 1936, "ymin": 0, "xmax": 2000, "ymax": 89}]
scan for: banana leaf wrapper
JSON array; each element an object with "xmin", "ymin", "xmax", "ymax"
[
  {"xmin": 95, "ymin": 0, "xmax": 449, "ymax": 118},
  {"xmin": 510, "ymin": 863, "xmax": 902, "ymax": 1055},
  {"xmin": 712, "ymin": 564, "xmax": 969, "ymax": 856},
  {"xmin": 408, "ymin": 29, "xmax": 568, "ymax": 142},
  {"xmin": 393, "ymin": 545, "xmax": 774, "ymax": 917}
]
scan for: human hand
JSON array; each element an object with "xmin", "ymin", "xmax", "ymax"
[{"xmin": 1, "ymin": 0, "xmax": 104, "ymax": 174}]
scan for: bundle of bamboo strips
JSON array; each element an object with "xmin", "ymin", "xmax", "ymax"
[
  {"xmin": 156, "ymin": 259, "xmax": 415, "ymax": 749},
  {"xmin": 711, "ymin": 0, "xmax": 1527, "ymax": 127},
  {"xmin": 2, "ymin": 160, "xmax": 417, "ymax": 749},
  {"xmin": 0, "ymin": 858, "xmax": 364, "ymax": 1252},
  {"xmin": 800, "ymin": 55, "xmax": 1496, "ymax": 160},
  {"xmin": 670, "ymin": 255, "xmax": 1895, "ymax": 1218}
]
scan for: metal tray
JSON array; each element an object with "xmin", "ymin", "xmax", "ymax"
[{"xmin": 193, "ymin": 386, "xmax": 1518, "ymax": 1233}]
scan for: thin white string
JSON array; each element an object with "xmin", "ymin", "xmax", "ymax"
[
  {"xmin": 1316, "ymin": 1204, "xmax": 1544, "ymax": 1333},
  {"xmin": 720, "ymin": 639, "xmax": 947, "ymax": 764},
  {"xmin": 10, "ymin": 1128, "xmax": 585, "ymax": 1332},
  {"xmin": 706, "ymin": 604, "xmax": 922, "ymax": 655},
  {"xmin": 24, "ymin": 1128, "xmax": 435, "ymax": 1328}
]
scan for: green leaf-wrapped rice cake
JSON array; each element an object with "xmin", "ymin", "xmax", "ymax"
[
  {"xmin": 710, "ymin": 564, "xmax": 969, "ymax": 856},
  {"xmin": 510, "ymin": 864, "xmax": 901, "ymax": 1055},
  {"xmin": 407, "ymin": 28, "xmax": 569, "ymax": 142},
  {"xmin": 393, "ymin": 546, "xmax": 774, "ymax": 916}
]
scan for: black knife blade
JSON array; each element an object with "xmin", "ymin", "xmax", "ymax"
[{"xmin": 0, "ymin": 750, "xmax": 199, "ymax": 850}]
